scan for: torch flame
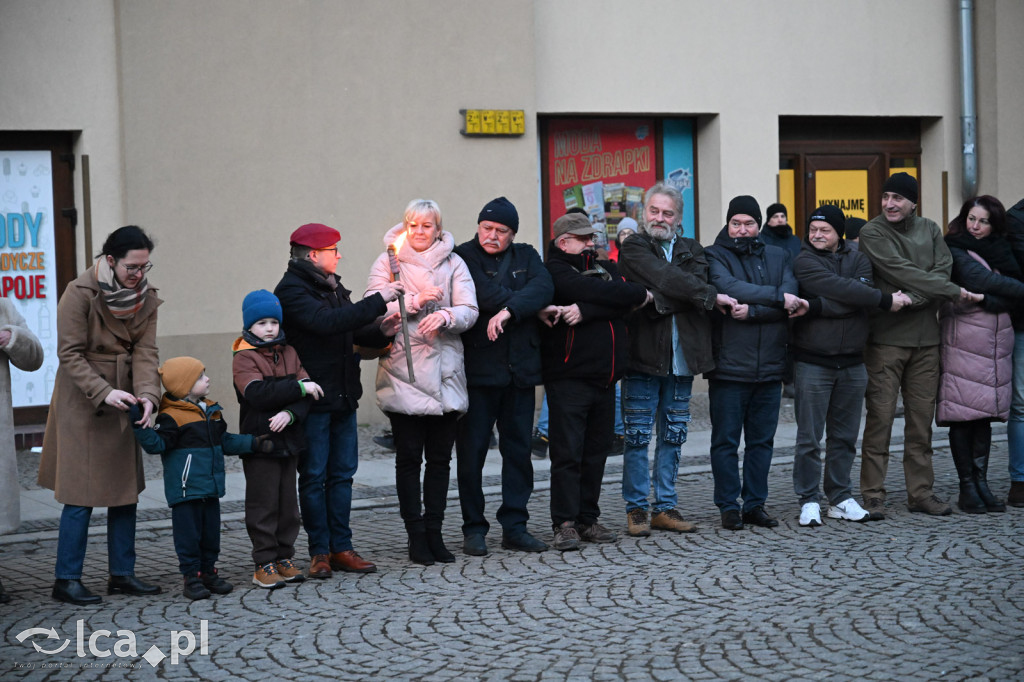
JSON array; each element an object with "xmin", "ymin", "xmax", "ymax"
[{"xmin": 391, "ymin": 230, "xmax": 408, "ymax": 254}]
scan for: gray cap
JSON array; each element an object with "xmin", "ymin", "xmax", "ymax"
[{"xmin": 553, "ymin": 213, "xmax": 600, "ymax": 238}]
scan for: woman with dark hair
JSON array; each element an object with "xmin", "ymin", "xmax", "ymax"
[
  {"xmin": 38, "ymin": 225, "xmax": 164, "ymax": 604},
  {"xmin": 938, "ymin": 196, "xmax": 1024, "ymax": 513}
]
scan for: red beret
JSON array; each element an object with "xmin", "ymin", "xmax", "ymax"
[{"xmin": 290, "ymin": 223, "xmax": 340, "ymax": 249}]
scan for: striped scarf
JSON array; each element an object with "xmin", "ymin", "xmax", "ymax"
[{"xmin": 95, "ymin": 258, "xmax": 149, "ymax": 319}]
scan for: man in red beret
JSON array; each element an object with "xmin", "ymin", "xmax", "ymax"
[{"xmin": 274, "ymin": 223, "xmax": 404, "ymax": 578}]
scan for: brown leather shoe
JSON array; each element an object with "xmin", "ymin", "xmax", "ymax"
[
  {"xmin": 308, "ymin": 554, "xmax": 332, "ymax": 579},
  {"xmin": 329, "ymin": 550, "xmax": 377, "ymax": 573}
]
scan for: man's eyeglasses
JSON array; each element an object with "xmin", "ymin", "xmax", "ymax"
[
  {"xmin": 314, "ymin": 246, "xmax": 338, "ymax": 255},
  {"xmin": 119, "ymin": 261, "xmax": 154, "ymax": 275}
]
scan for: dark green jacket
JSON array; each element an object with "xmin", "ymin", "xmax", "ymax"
[{"xmin": 858, "ymin": 214, "xmax": 960, "ymax": 347}]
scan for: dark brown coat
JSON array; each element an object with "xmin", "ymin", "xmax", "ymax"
[{"xmin": 37, "ymin": 268, "xmax": 162, "ymax": 507}]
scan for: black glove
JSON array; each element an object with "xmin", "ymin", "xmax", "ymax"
[
  {"xmin": 253, "ymin": 434, "xmax": 276, "ymax": 454},
  {"xmin": 128, "ymin": 403, "xmax": 143, "ymax": 424}
]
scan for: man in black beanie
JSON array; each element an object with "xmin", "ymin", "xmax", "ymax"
[
  {"xmin": 705, "ymin": 195, "xmax": 807, "ymax": 530},
  {"xmin": 790, "ymin": 204, "xmax": 911, "ymax": 527},
  {"xmin": 858, "ymin": 173, "xmax": 981, "ymax": 518},
  {"xmin": 761, "ymin": 202, "xmax": 800, "ymax": 259},
  {"xmin": 454, "ymin": 197, "xmax": 554, "ymax": 555}
]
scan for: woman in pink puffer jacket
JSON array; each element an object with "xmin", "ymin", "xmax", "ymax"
[{"xmin": 365, "ymin": 199, "xmax": 478, "ymax": 565}]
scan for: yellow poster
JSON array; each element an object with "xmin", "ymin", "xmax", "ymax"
[
  {"xmin": 778, "ymin": 170, "xmax": 795, "ymax": 217},
  {"xmin": 815, "ymin": 170, "xmax": 869, "ymax": 220}
]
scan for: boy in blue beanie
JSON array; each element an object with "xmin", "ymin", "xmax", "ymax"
[
  {"xmin": 232, "ymin": 289, "xmax": 323, "ymax": 589},
  {"xmin": 132, "ymin": 356, "xmax": 271, "ymax": 600}
]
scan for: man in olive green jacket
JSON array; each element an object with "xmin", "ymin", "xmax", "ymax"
[{"xmin": 858, "ymin": 173, "xmax": 979, "ymax": 518}]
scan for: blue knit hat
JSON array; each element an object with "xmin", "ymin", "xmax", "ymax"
[{"xmin": 243, "ymin": 289, "xmax": 282, "ymax": 330}]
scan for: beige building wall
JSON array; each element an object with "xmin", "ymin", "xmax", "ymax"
[{"xmin": 3, "ymin": 0, "xmax": 1023, "ymax": 426}]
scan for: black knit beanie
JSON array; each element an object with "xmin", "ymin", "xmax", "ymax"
[
  {"xmin": 765, "ymin": 203, "xmax": 787, "ymax": 221},
  {"xmin": 882, "ymin": 172, "xmax": 918, "ymax": 203},
  {"xmin": 808, "ymin": 204, "xmax": 846, "ymax": 237},
  {"xmin": 727, "ymin": 195, "xmax": 762, "ymax": 228},
  {"xmin": 477, "ymin": 197, "xmax": 519, "ymax": 233}
]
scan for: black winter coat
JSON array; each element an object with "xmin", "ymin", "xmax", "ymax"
[
  {"xmin": 274, "ymin": 259, "xmax": 390, "ymax": 413},
  {"xmin": 540, "ymin": 245, "xmax": 647, "ymax": 387},
  {"xmin": 617, "ymin": 231, "xmax": 717, "ymax": 376},
  {"xmin": 791, "ymin": 240, "xmax": 889, "ymax": 368},
  {"xmin": 705, "ymin": 226, "xmax": 797, "ymax": 383},
  {"xmin": 454, "ymin": 237, "xmax": 553, "ymax": 388}
]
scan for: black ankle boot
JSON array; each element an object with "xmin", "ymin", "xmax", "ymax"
[
  {"xmin": 52, "ymin": 579, "xmax": 102, "ymax": 605},
  {"xmin": 949, "ymin": 424, "xmax": 986, "ymax": 513},
  {"xmin": 972, "ymin": 425, "xmax": 1006, "ymax": 512},
  {"xmin": 407, "ymin": 531, "xmax": 434, "ymax": 566},
  {"xmin": 426, "ymin": 530, "xmax": 455, "ymax": 563}
]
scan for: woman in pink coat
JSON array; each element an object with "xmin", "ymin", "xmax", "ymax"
[
  {"xmin": 939, "ymin": 196, "xmax": 1024, "ymax": 513},
  {"xmin": 365, "ymin": 200, "xmax": 478, "ymax": 565}
]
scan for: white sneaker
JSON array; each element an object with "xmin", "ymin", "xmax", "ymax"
[
  {"xmin": 828, "ymin": 498, "xmax": 870, "ymax": 522},
  {"xmin": 799, "ymin": 502, "xmax": 822, "ymax": 527}
]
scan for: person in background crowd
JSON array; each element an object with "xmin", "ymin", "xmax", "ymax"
[
  {"xmin": 790, "ymin": 205, "xmax": 909, "ymax": 527},
  {"xmin": 760, "ymin": 203, "xmax": 801, "ymax": 259},
  {"xmin": 845, "ymin": 217, "xmax": 866, "ymax": 246},
  {"xmin": 617, "ymin": 182, "xmax": 735, "ymax": 537},
  {"xmin": 275, "ymin": 223, "xmax": 404, "ymax": 579},
  {"xmin": 938, "ymin": 196, "xmax": 1024, "ymax": 513},
  {"xmin": 761, "ymin": 202, "xmax": 799, "ymax": 398},
  {"xmin": 857, "ymin": 173, "xmax": 980, "ymax": 518},
  {"xmin": 0, "ymin": 297, "xmax": 43, "ymax": 603},
  {"xmin": 365, "ymin": 200, "xmax": 478, "ymax": 565},
  {"xmin": 1001, "ymin": 197, "xmax": 1024, "ymax": 507},
  {"xmin": 706, "ymin": 197, "xmax": 807, "ymax": 531},
  {"xmin": 38, "ymin": 225, "xmax": 162, "ymax": 605},
  {"xmin": 455, "ymin": 197, "xmax": 552, "ymax": 556},
  {"xmin": 539, "ymin": 212, "xmax": 649, "ymax": 551}
]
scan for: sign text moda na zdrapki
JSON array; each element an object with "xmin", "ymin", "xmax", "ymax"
[
  {"xmin": 551, "ymin": 128, "xmax": 651, "ymax": 186},
  {"xmin": 0, "ymin": 212, "xmax": 46, "ymax": 299}
]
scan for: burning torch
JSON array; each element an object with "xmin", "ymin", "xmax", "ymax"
[{"xmin": 387, "ymin": 244, "xmax": 416, "ymax": 383}]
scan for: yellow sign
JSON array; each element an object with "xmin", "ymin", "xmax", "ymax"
[
  {"xmin": 816, "ymin": 169, "xmax": 869, "ymax": 220},
  {"xmin": 460, "ymin": 109, "xmax": 526, "ymax": 137},
  {"xmin": 778, "ymin": 169, "xmax": 795, "ymax": 220}
]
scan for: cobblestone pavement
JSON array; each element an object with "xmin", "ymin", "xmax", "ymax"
[{"xmin": 2, "ymin": 431, "xmax": 1022, "ymax": 680}]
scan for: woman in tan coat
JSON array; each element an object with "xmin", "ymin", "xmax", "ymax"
[{"xmin": 38, "ymin": 225, "xmax": 163, "ymax": 605}]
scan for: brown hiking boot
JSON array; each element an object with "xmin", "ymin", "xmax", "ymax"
[
  {"xmin": 907, "ymin": 494, "xmax": 952, "ymax": 516},
  {"xmin": 651, "ymin": 509, "xmax": 697, "ymax": 533},
  {"xmin": 863, "ymin": 497, "xmax": 886, "ymax": 520},
  {"xmin": 626, "ymin": 509, "xmax": 651, "ymax": 537},
  {"xmin": 252, "ymin": 563, "xmax": 287, "ymax": 589},
  {"xmin": 275, "ymin": 558, "xmax": 306, "ymax": 583},
  {"xmin": 551, "ymin": 521, "xmax": 581, "ymax": 551},
  {"xmin": 1008, "ymin": 481, "xmax": 1024, "ymax": 508},
  {"xmin": 575, "ymin": 522, "xmax": 617, "ymax": 543}
]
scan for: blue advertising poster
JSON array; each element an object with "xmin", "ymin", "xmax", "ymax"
[{"xmin": 661, "ymin": 119, "xmax": 696, "ymax": 239}]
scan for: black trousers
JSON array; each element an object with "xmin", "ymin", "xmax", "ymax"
[
  {"xmin": 388, "ymin": 411, "xmax": 459, "ymax": 531},
  {"xmin": 546, "ymin": 378, "xmax": 614, "ymax": 528},
  {"xmin": 455, "ymin": 385, "xmax": 536, "ymax": 537},
  {"xmin": 242, "ymin": 456, "xmax": 300, "ymax": 567},
  {"xmin": 171, "ymin": 497, "xmax": 221, "ymax": 575}
]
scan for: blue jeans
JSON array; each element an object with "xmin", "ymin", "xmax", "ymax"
[
  {"xmin": 55, "ymin": 504, "xmax": 137, "ymax": 580},
  {"xmin": 621, "ymin": 373, "xmax": 693, "ymax": 512},
  {"xmin": 299, "ymin": 410, "xmax": 359, "ymax": 555},
  {"xmin": 1009, "ymin": 330, "xmax": 1024, "ymax": 482},
  {"xmin": 792, "ymin": 362, "xmax": 867, "ymax": 506},
  {"xmin": 709, "ymin": 379, "xmax": 781, "ymax": 512}
]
